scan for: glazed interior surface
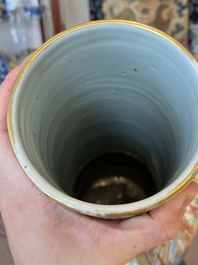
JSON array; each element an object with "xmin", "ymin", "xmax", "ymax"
[{"xmin": 14, "ymin": 23, "xmax": 198, "ymax": 205}]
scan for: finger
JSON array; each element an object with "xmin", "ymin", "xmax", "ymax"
[
  {"xmin": 148, "ymin": 182, "xmax": 198, "ymax": 242},
  {"xmin": 149, "ymin": 181, "xmax": 198, "ymax": 225},
  {"xmin": 0, "ymin": 62, "xmax": 25, "ymax": 132},
  {"xmin": 0, "ymin": 131, "xmax": 37, "ymax": 206}
]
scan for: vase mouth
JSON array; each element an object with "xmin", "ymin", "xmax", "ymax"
[{"xmin": 8, "ymin": 20, "xmax": 198, "ymax": 219}]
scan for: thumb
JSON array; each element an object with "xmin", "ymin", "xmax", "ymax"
[{"xmin": 0, "ymin": 63, "xmax": 25, "ymax": 132}]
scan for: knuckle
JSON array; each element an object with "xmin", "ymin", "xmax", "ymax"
[{"xmin": 161, "ymin": 223, "xmax": 180, "ymax": 241}]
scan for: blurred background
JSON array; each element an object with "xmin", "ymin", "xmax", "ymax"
[
  {"xmin": 0, "ymin": 1, "xmax": 198, "ymax": 265},
  {"xmin": 1, "ymin": 0, "xmax": 198, "ymax": 85}
]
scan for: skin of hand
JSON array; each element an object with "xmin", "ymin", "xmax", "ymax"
[{"xmin": 0, "ymin": 63, "xmax": 198, "ymax": 265}]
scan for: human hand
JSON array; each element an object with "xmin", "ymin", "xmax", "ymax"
[{"xmin": 0, "ymin": 64, "xmax": 198, "ymax": 265}]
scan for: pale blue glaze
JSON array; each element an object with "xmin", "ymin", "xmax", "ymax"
[{"xmin": 10, "ymin": 21, "xmax": 198, "ymax": 218}]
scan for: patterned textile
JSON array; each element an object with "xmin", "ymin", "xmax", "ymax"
[
  {"xmin": 0, "ymin": 54, "xmax": 9, "ymax": 84},
  {"xmin": 90, "ymin": 0, "xmax": 189, "ymax": 47},
  {"xmin": 90, "ymin": 0, "xmax": 105, "ymax": 20},
  {"xmin": 189, "ymin": 1, "xmax": 198, "ymax": 59},
  {"xmin": 189, "ymin": 0, "xmax": 198, "ymax": 23}
]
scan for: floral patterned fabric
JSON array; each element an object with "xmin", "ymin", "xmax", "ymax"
[
  {"xmin": 189, "ymin": 1, "xmax": 198, "ymax": 59},
  {"xmin": 90, "ymin": 0, "xmax": 189, "ymax": 47}
]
